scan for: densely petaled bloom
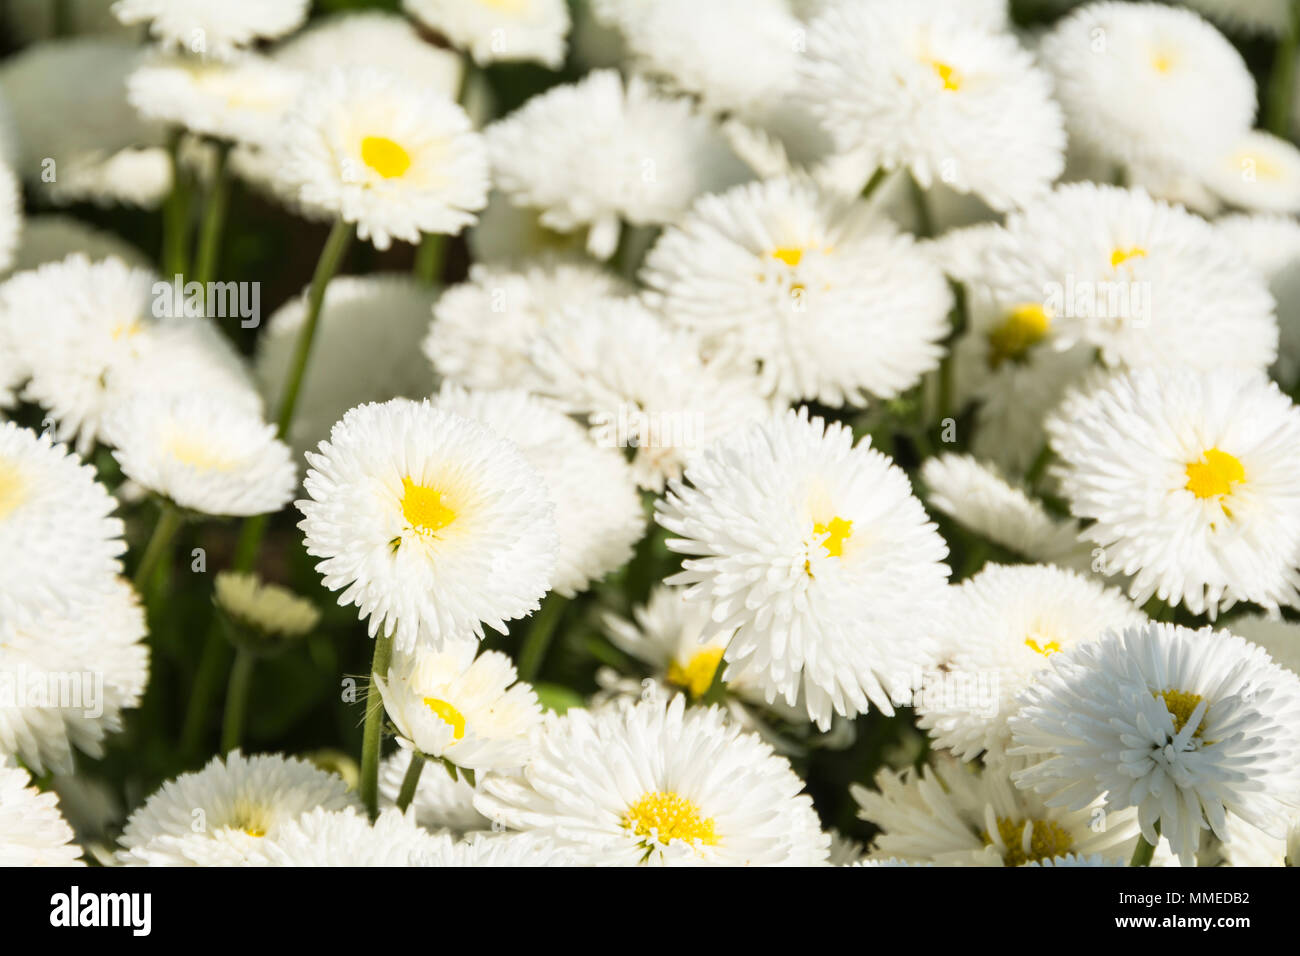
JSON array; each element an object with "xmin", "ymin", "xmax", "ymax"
[
  {"xmin": 1040, "ymin": 2, "xmax": 1255, "ymax": 179},
  {"xmin": 375, "ymin": 638, "xmax": 543, "ymax": 770},
  {"xmin": 1010, "ymin": 622, "xmax": 1300, "ymax": 866},
  {"xmin": 916, "ymin": 563, "xmax": 1145, "ymax": 762},
  {"xmin": 853, "ymin": 754, "xmax": 1139, "ymax": 866},
  {"xmin": 475, "ymin": 696, "xmax": 830, "ymax": 865},
  {"xmin": 436, "ymin": 385, "xmax": 644, "ymax": 596},
  {"xmin": 117, "ymin": 751, "xmax": 359, "ymax": 866},
  {"xmin": 1202, "ymin": 129, "xmax": 1300, "ymax": 214},
  {"xmin": 797, "ymin": 0, "xmax": 1065, "ymax": 209},
  {"xmin": 447, "ymin": 831, "xmax": 573, "ymax": 866},
  {"xmin": 213, "ymin": 571, "xmax": 320, "ymax": 640},
  {"xmin": 641, "ymin": 176, "xmax": 951, "ymax": 406},
  {"xmin": 0, "ymin": 578, "xmax": 148, "ymax": 774},
  {"xmin": 378, "ymin": 749, "xmax": 488, "ymax": 833},
  {"xmin": 403, "ymin": 0, "xmax": 571, "ymax": 68},
  {"xmin": 1047, "ymin": 368, "xmax": 1300, "ymax": 616},
  {"xmin": 112, "ymin": 0, "xmax": 309, "ymax": 61},
  {"xmin": 485, "ymin": 70, "xmax": 748, "ymax": 259},
  {"xmin": 246, "ymin": 807, "xmax": 452, "ymax": 866},
  {"xmin": 981, "ymin": 184, "xmax": 1277, "ymax": 373},
  {"xmin": 275, "ymin": 67, "xmax": 489, "ymax": 250},
  {"xmin": 1215, "ymin": 213, "xmax": 1300, "ymax": 386},
  {"xmin": 297, "ymin": 399, "xmax": 557, "ymax": 652},
  {"xmin": 0, "ymin": 763, "xmax": 84, "ymax": 866},
  {"xmin": 656, "ymin": 407, "xmax": 950, "ymax": 728}
]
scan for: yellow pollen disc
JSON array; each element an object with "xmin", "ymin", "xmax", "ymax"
[
  {"xmin": 0, "ymin": 461, "xmax": 25, "ymax": 520},
  {"xmin": 988, "ymin": 303, "xmax": 1051, "ymax": 368},
  {"xmin": 927, "ymin": 58, "xmax": 962, "ymax": 91},
  {"xmin": 167, "ymin": 436, "xmax": 237, "ymax": 472},
  {"xmin": 401, "ymin": 477, "xmax": 457, "ymax": 534},
  {"xmin": 1110, "ymin": 246, "xmax": 1147, "ymax": 269},
  {"xmin": 814, "ymin": 516, "xmax": 853, "ymax": 558},
  {"xmin": 1184, "ymin": 448, "xmax": 1245, "ymax": 499},
  {"xmin": 243, "ymin": 827, "xmax": 266, "ymax": 838},
  {"xmin": 1239, "ymin": 152, "xmax": 1283, "ymax": 180},
  {"xmin": 984, "ymin": 817, "xmax": 1073, "ymax": 867},
  {"xmin": 1024, "ymin": 637, "xmax": 1061, "ymax": 657},
  {"xmin": 360, "ymin": 136, "xmax": 412, "ymax": 179},
  {"xmin": 1151, "ymin": 52, "xmax": 1176, "ymax": 74},
  {"xmin": 623, "ymin": 791, "xmax": 718, "ymax": 847},
  {"xmin": 667, "ymin": 647, "xmax": 725, "ymax": 699},
  {"xmin": 771, "ymin": 246, "xmax": 805, "ymax": 268},
  {"xmin": 112, "ymin": 319, "xmax": 142, "ymax": 341},
  {"xmin": 1156, "ymin": 689, "xmax": 1206, "ymax": 737},
  {"xmin": 423, "ymin": 697, "xmax": 466, "ymax": 740}
]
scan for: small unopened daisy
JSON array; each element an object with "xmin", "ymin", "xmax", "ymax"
[
  {"xmin": 1040, "ymin": 2, "xmax": 1255, "ymax": 179},
  {"xmin": 297, "ymin": 399, "xmax": 557, "ymax": 651},
  {"xmin": 641, "ymin": 176, "xmax": 951, "ymax": 407},
  {"xmin": 475, "ymin": 696, "xmax": 830, "ymax": 865},
  {"xmin": 1048, "ymin": 368, "xmax": 1300, "ymax": 616},
  {"xmin": 276, "ymin": 67, "xmax": 489, "ymax": 250},
  {"xmin": 426, "ymin": 258, "xmax": 627, "ymax": 393},
  {"xmin": 247, "ymin": 807, "xmax": 452, "ymax": 867},
  {"xmin": 403, "ymin": 0, "xmax": 571, "ymax": 68},
  {"xmin": 852, "ymin": 755, "xmax": 1139, "ymax": 866},
  {"xmin": 1203, "ymin": 130, "xmax": 1300, "ymax": 214},
  {"xmin": 375, "ymin": 639, "xmax": 543, "ymax": 771},
  {"xmin": 214, "ymin": 571, "xmax": 320, "ymax": 641},
  {"xmin": 656, "ymin": 407, "xmax": 950, "ymax": 729},
  {"xmin": 112, "ymin": 0, "xmax": 309, "ymax": 61},
  {"xmin": 1010, "ymin": 622, "xmax": 1300, "ymax": 866},
  {"xmin": 485, "ymin": 70, "xmax": 747, "ymax": 259},
  {"xmin": 117, "ymin": 751, "xmax": 359, "ymax": 867},
  {"xmin": 378, "ymin": 749, "xmax": 487, "ymax": 833},
  {"xmin": 0, "ymin": 422, "xmax": 125, "ymax": 628},
  {"xmin": 104, "ymin": 393, "xmax": 296, "ymax": 518},
  {"xmin": 797, "ymin": 0, "xmax": 1065, "ymax": 211},
  {"xmin": 917, "ymin": 564, "xmax": 1145, "ymax": 762},
  {"xmin": 0, "ymin": 763, "xmax": 84, "ymax": 866}
]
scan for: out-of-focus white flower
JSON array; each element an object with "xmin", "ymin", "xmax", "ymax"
[
  {"xmin": 378, "ymin": 749, "xmax": 488, "ymax": 834},
  {"xmin": 6, "ymin": 214, "xmax": 152, "ymax": 275},
  {"xmin": 1215, "ymin": 213, "xmax": 1300, "ymax": 387},
  {"xmin": 0, "ymin": 160, "xmax": 18, "ymax": 276},
  {"xmin": 403, "ymin": 0, "xmax": 571, "ymax": 68},
  {"xmin": 214, "ymin": 571, "xmax": 320, "ymax": 640},
  {"xmin": 0, "ymin": 763, "xmax": 84, "ymax": 866},
  {"xmin": 246, "ymin": 806, "xmax": 452, "ymax": 866},
  {"xmin": 1202, "ymin": 130, "xmax": 1300, "ymax": 214},
  {"xmin": 112, "ymin": 0, "xmax": 309, "ymax": 61}
]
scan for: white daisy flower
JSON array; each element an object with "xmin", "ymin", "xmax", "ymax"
[
  {"xmin": 1048, "ymin": 367, "xmax": 1300, "ymax": 616},
  {"xmin": 1010, "ymin": 622, "xmax": 1300, "ymax": 867},
  {"xmin": 214, "ymin": 571, "xmax": 320, "ymax": 640},
  {"xmin": 297, "ymin": 398, "xmax": 558, "ymax": 652},
  {"xmin": 1021, "ymin": 853, "xmax": 1114, "ymax": 867},
  {"xmin": 485, "ymin": 70, "xmax": 748, "ymax": 259},
  {"xmin": 0, "ymin": 763, "xmax": 84, "ymax": 866},
  {"xmin": 641, "ymin": 176, "xmax": 951, "ymax": 407},
  {"xmin": 275, "ymin": 67, "xmax": 489, "ymax": 250},
  {"xmin": 982, "ymin": 184, "xmax": 1277, "ymax": 373},
  {"xmin": 403, "ymin": 0, "xmax": 571, "ymax": 68},
  {"xmin": 1203, "ymin": 129, "xmax": 1300, "ymax": 214},
  {"xmin": 426, "ymin": 258, "xmax": 627, "ymax": 393},
  {"xmin": 852, "ymin": 754, "xmax": 1139, "ymax": 866},
  {"xmin": 0, "ymin": 577, "xmax": 148, "ymax": 774},
  {"xmin": 1040, "ymin": 2, "xmax": 1256, "ymax": 179},
  {"xmin": 7, "ymin": 214, "xmax": 153, "ymax": 275},
  {"xmin": 378, "ymin": 749, "xmax": 488, "ymax": 833},
  {"xmin": 1230, "ymin": 615, "xmax": 1300, "ymax": 682},
  {"xmin": 126, "ymin": 53, "xmax": 305, "ymax": 148},
  {"xmin": 656, "ymin": 407, "xmax": 951, "ymax": 729},
  {"xmin": 436, "ymin": 385, "xmax": 644, "ymax": 597},
  {"xmin": 917, "ymin": 563, "xmax": 1145, "ymax": 762},
  {"xmin": 448, "ymin": 831, "xmax": 573, "ymax": 866},
  {"xmin": 0, "ymin": 160, "xmax": 18, "ymax": 277},
  {"xmin": 797, "ymin": 0, "xmax": 1065, "ymax": 211},
  {"xmin": 375, "ymin": 638, "xmax": 543, "ymax": 771},
  {"xmin": 0, "ymin": 422, "xmax": 125, "ymax": 629},
  {"xmin": 466, "ymin": 191, "xmax": 591, "ymax": 264},
  {"xmin": 104, "ymin": 393, "xmax": 295, "ymax": 518},
  {"xmin": 474, "ymin": 696, "xmax": 830, "ymax": 866},
  {"xmin": 117, "ymin": 751, "xmax": 359, "ymax": 867},
  {"xmin": 112, "ymin": 0, "xmax": 309, "ymax": 61},
  {"xmin": 1215, "ymin": 213, "xmax": 1300, "ymax": 387},
  {"xmin": 1182, "ymin": 0, "xmax": 1292, "ymax": 36},
  {"xmin": 528, "ymin": 297, "xmax": 770, "ymax": 492},
  {"xmin": 920, "ymin": 454, "xmax": 1086, "ymax": 567},
  {"xmin": 247, "ymin": 807, "xmax": 452, "ymax": 867},
  {"xmin": 256, "ymin": 275, "xmax": 438, "ymax": 454},
  {"xmin": 273, "ymin": 11, "xmax": 462, "ymax": 96}
]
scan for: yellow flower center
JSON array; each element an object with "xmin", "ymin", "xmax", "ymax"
[
  {"xmin": 1151, "ymin": 50, "xmax": 1177, "ymax": 74},
  {"xmin": 667, "ymin": 647, "xmax": 725, "ymax": 699},
  {"xmin": 1156, "ymin": 689, "xmax": 1206, "ymax": 737},
  {"xmin": 984, "ymin": 817, "xmax": 1074, "ymax": 867},
  {"xmin": 242, "ymin": 827, "xmax": 266, "ymax": 838},
  {"xmin": 771, "ymin": 246, "xmax": 805, "ymax": 268},
  {"xmin": 1184, "ymin": 448, "xmax": 1245, "ymax": 499},
  {"xmin": 813, "ymin": 516, "xmax": 853, "ymax": 558},
  {"xmin": 1236, "ymin": 151, "xmax": 1284, "ymax": 181},
  {"xmin": 623, "ymin": 791, "xmax": 718, "ymax": 847},
  {"xmin": 1110, "ymin": 246, "xmax": 1147, "ymax": 269},
  {"xmin": 1024, "ymin": 636, "xmax": 1061, "ymax": 657},
  {"xmin": 112, "ymin": 318, "xmax": 143, "ymax": 341},
  {"xmin": 360, "ymin": 136, "xmax": 412, "ymax": 179},
  {"xmin": 0, "ymin": 461, "xmax": 25, "ymax": 521},
  {"xmin": 479, "ymin": 0, "xmax": 529, "ymax": 11},
  {"xmin": 227, "ymin": 805, "xmax": 270, "ymax": 839},
  {"xmin": 988, "ymin": 303, "xmax": 1051, "ymax": 368},
  {"xmin": 167, "ymin": 435, "xmax": 238, "ymax": 472},
  {"xmin": 423, "ymin": 697, "xmax": 466, "ymax": 740},
  {"xmin": 401, "ymin": 477, "xmax": 457, "ymax": 535},
  {"xmin": 926, "ymin": 58, "xmax": 962, "ymax": 91}
]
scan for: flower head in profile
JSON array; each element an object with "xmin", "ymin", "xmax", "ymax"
[
  {"xmin": 0, "ymin": 763, "xmax": 84, "ymax": 866},
  {"xmin": 112, "ymin": 0, "xmax": 310, "ymax": 61},
  {"xmin": 403, "ymin": 0, "xmax": 571, "ymax": 68}
]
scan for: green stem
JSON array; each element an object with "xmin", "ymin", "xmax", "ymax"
[
  {"xmin": 861, "ymin": 167, "xmax": 889, "ymax": 200},
  {"xmin": 180, "ymin": 625, "xmax": 230, "ymax": 756},
  {"xmin": 359, "ymin": 632, "xmax": 394, "ymax": 820},
  {"xmin": 193, "ymin": 141, "xmax": 232, "ymax": 288},
  {"xmin": 1267, "ymin": 5, "xmax": 1300, "ymax": 137},
  {"xmin": 161, "ymin": 131, "xmax": 192, "ymax": 279},
  {"xmin": 1129, "ymin": 824, "xmax": 1160, "ymax": 867},
  {"xmin": 908, "ymin": 173, "xmax": 934, "ymax": 239},
  {"xmin": 132, "ymin": 504, "xmax": 182, "ymax": 593},
  {"xmin": 219, "ymin": 649, "xmax": 254, "ymax": 753},
  {"xmin": 517, "ymin": 594, "xmax": 566, "ymax": 682},
  {"xmin": 395, "ymin": 752, "xmax": 425, "ymax": 813},
  {"xmin": 276, "ymin": 219, "xmax": 354, "ymax": 439},
  {"xmin": 413, "ymin": 232, "xmax": 446, "ymax": 285}
]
